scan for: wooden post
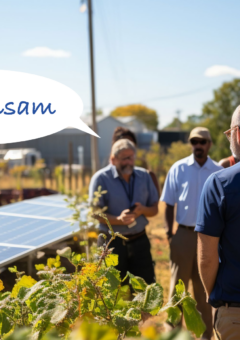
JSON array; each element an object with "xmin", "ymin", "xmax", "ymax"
[{"xmin": 68, "ymin": 142, "xmax": 73, "ymax": 192}]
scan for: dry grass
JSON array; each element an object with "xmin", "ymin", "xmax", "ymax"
[{"xmin": 145, "ymin": 202, "xmax": 204, "ymax": 339}]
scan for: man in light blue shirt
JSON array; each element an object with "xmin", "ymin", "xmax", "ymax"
[
  {"xmin": 160, "ymin": 127, "xmax": 222, "ymax": 340},
  {"xmin": 89, "ymin": 139, "xmax": 159, "ymax": 284}
]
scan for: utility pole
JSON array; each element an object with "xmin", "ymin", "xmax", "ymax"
[
  {"xmin": 176, "ymin": 110, "xmax": 182, "ymax": 130},
  {"xmin": 87, "ymin": 0, "xmax": 100, "ymax": 174}
]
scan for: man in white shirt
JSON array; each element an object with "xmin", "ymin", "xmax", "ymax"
[{"xmin": 160, "ymin": 127, "xmax": 222, "ymax": 340}]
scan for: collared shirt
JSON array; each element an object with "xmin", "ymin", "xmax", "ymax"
[
  {"xmin": 160, "ymin": 154, "xmax": 222, "ymax": 226},
  {"xmin": 195, "ymin": 163, "xmax": 240, "ymax": 306},
  {"xmin": 89, "ymin": 164, "xmax": 159, "ymax": 235}
]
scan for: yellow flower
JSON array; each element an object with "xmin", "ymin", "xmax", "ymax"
[
  {"xmin": 87, "ymin": 231, "xmax": 98, "ymax": 239},
  {"xmin": 81, "ymin": 263, "xmax": 97, "ymax": 276},
  {"xmin": 64, "ymin": 280, "xmax": 75, "ymax": 289},
  {"xmin": 47, "ymin": 255, "xmax": 61, "ymax": 269},
  {"xmin": 96, "ymin": 277, "xmax": 107, "ymax": 287},
  {"xmin": 11, "ymin": 275, "xmax": 37, "ymax": 298},
  {"xmin": 0, "ymin": 280, "xmax": 4, "ymax": 292}
]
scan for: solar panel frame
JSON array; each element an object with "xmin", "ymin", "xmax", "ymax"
[{"xmin": 0, "ymin": 194, "xmax": 81, "ymax": 267}]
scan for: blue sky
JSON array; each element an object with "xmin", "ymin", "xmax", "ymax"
[{"xmin": 1, "ymin": 0, "xmax": 240, "ymax": 128}]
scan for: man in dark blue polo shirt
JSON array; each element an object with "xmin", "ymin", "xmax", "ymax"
[
  {"xmin": 89, "ymin": 139, "xmax": 159, "ymax": 284},
  {"xmin": 195, "ymin": 105, "xmax": 240, "ymax": 340}
]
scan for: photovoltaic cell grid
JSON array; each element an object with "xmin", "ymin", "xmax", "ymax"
[{"xmin": 0, "ymin": 195, "xmax": 79, "ymax": 266}]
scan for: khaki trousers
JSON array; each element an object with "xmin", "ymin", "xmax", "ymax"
[
  {"xmin": 214, "ymin": 306, "xmax": 240, "ymax": 340},
  {"xmin": 169, "ymin": 226, "xmax": 213, "ymax": 340}
]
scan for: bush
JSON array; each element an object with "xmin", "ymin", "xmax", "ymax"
[{"xmin": 0, "ymin": 213, "xmax": 205, "ymax": 340}]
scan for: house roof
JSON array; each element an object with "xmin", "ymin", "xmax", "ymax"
[{"xmin": 115, "ymin": 116, "xmax": 141, "ymax": 124}]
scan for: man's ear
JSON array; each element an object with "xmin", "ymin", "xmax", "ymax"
[
  {"xmin": 111, "ymin": 155, "xmax": 116, "ymax": 165},
  {"xmin": 237, "ymin": 128, "xmax": 240, "ymax": 145}
]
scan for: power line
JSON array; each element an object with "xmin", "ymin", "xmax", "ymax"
[{"xmin": 83, "ymin": 82, "xmax": 217, "ymax": 110}]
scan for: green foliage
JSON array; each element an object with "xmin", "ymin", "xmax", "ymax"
[
  {"xmin": 160, "ymin": 280, "xmax": 206, "ymax": 337},
  {"xmin": 110, "ymin": 104, "xmax": 158, "ymax": 130},
  {"xmin": 0, "ymin": 216, "xmax": 204, "ymax": 340},
  {"xmin": 201, "ymin": 78, "xmax": 240, "ymax": 160},
  {"xmin": 165, "ymin": 78, "xmax": 240, "ymax": 161}
]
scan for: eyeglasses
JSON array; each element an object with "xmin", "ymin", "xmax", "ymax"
[
  {"xmin": 117, "ymin": 155, "xmax": 135, "ymax": 162},
  {"xmin": 224, "ymin": 125, "xmax": 240, "ymax": 141},
  {"xmin": 190, "ymin": 139, "xmax": 208, "ymax": 145}
]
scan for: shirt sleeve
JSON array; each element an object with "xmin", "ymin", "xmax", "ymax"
[
  {"xmin": 146, "ymin": 173, "xmax": 159, "ymax": 206},
  {"xmin": 88, "ymin": 173, "xmax": 106, "ymax": 208},
  {"xmin": 195, "ymin": 173, "xmax": 225, "ymax": 237},
  {"xmin": 160, "ymin": 165, "xmax": 177, "ymax": 206}
]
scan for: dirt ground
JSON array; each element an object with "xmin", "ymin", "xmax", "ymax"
[{"xmin": 146, "ymin": 202, "xmax": 214, "ymax": 340}]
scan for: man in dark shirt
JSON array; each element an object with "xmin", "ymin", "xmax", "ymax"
[{"xmin": 196, "ymin": 105, "xmax": 240, "ymax": 340}]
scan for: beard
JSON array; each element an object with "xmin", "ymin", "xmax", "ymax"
[
  {"xmin": 119, "ymin": 165, "xmax": 133, "ymax": 176},
  {"xmin": 230, "ymin": 138, "xmax": 240, "ymax": 160},
  {"xmin": 193, "ymin": 148, "xmax": 204, "ymax": 159}
]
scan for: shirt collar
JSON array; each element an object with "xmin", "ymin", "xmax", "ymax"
[
  {"xmin": 110, "ymin": 164, "xmax": 138, "ymax": 179},
  {"xmin": 187, "ymin": 154, "xmax": 212, "ymax": 169}
]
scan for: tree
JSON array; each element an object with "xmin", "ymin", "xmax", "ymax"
[
  {"xmin": 164, "ymin": 117, "xmax": 182, "ymax": 130},
  {"xmin": 110, "ymin": 104, "xmax": 158, "ymax": 130},
  {"xmin": 201, "ymin": 78, "xmax": 240, "ymax": 160}
]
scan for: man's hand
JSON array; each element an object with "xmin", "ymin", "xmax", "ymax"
[
  {"xmin": 132, "ymin": 202, "xmax": 145, "ymax": 218},
  {"xmin": 117, "ymin": 209, "xmax": 136, "ymax": 225},
  {"xmin": 132, "ymin": 202, "xmax": 158, "ymax": 218}
]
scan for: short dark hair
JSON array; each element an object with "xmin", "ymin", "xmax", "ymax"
[{"xmin": 112, "ymin": 127, "xmax": 137, "ymax": 146}]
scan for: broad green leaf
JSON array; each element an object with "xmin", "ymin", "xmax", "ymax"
[
  {"xmin": 56, "ymin": 247, "xmax": 72, "ymax": 260},
  {"xmin": 166, "ymin": 307, "xmax": 182, "ymax": 326},
  {"xmin": 182, "ymin": 297, "xmax": 206, "ymax": 338},
  {"xmin": 17, "ymin": 286, "xmax": 30, "ymax": 301},
  {"xmin": 88, "ymin": 300, "xmax": 95, "ymax": 312},
  {"xmin": 80, "ymin": 241, "xmax": 87, "ymax": 246},
  {"xmin": 125, "ymin": 308, "xmax": 141, "ymax": 320},
  {"xmin": 105, "ymin": 254, "xmax": 118, "ymax": 267},
  {"xmin": 0, "ymin": 312, "xmax": 12, "ymax": 336},
  {"xmin": 128, "ymin": 272, "xmax": 147, "ymax": 292},
  {"xmin": 160, "ymin": 327, "xmax": 193, "ymax": 340},
  {"xmin": 8, "ymin": 266, "xmax": 18, "ymax": 273},
  {"xmin": 4, "ymin": 327, "xmax": 32, "ymax": 340},
  {"xmin": 126, "ymin": 325, "xmax": 141, "ymax": 338},
  {"xmin": 118, "ymin": 285, "xmax": 131, "ymax": 301},
  {"xmin": 105, "ymin": 270, "xmax": 121, "ymax": 292},
  {"xmin": 71, "ymin": 321, "xmax": 117, "ymax": 340},
  {"xmin": 143, "ymin": 283, "xmax": 163, "ymax": 315},
  {"xmin": 112, "ymin": 315, "xmax": 139, "ymax": 333},
  {"xmin": 50, "ymin": 305, "xmax": 68, "ymax": 324},
  {"xmin": 71, "ymin": 254, "xmax": 82, "ymax": 266},
  {"xmin": 175, "ymin": 280, "xmax": 185, "ymax": 297}
]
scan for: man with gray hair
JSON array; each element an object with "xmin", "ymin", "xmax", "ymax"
[
  {"xmin": 89, "ymin": 139, "xmax": 159, "ymax": 283},
  {"xmin": 196, "ymin": 106, "xmax": 240, "ymax": 340}
]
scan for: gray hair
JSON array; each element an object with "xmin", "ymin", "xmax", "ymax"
[
  {"xmin": 232, "ymin": 105, "xmax": 240, "ymax": 126},
  {"xmin": 111, "ymin": 139, "xmax": 136, "ymax": 157}
]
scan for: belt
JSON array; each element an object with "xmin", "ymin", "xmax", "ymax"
[
  {"xmin": 179, "ymin": 224, "xmax": 195, "ymax": 231},
  {"xmin": 124, "ymin": 229, "xmax": 146, "ymax": 242}
]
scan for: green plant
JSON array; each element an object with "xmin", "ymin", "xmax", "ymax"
[{"xmin": 0, "ymin": 212, "xmax": 205, "ymax": 340}]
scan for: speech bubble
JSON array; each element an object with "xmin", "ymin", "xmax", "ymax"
[{"xmin": 0, "ymin": 70, "xmax": 99, "ymax": 144}]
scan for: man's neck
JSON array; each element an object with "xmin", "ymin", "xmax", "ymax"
[
  {"xmin": 195, "ymin": 156, "xmax": 208, "ymax": 167},
  {"xmin": 121, "ymin": 173, "xmax": 131, "ymax": 183}
]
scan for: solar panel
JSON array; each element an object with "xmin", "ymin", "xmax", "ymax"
[{"xmin": 0, "ymin": 195, "xmax": 80, "ymax": 267}]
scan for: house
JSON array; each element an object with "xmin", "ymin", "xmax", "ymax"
[
  {"xmin": 114, "ymin": 116, "xmax": 148, "ymax": 133},
  {"xmin": 2, "ymin": 116, "xmax": 157, "ymax": 170},
  {"xmin": 0, "ymin": 148, "xmax": 41, "ymax": 168}
]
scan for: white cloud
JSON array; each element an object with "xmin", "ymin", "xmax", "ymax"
[
  {"xmin": 22, "ymin": 47, "xmax": 71, "ymax": 58},
  {"xmin": 205, "ymin": 65, "xmax": 240, "ymax": 77}
]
